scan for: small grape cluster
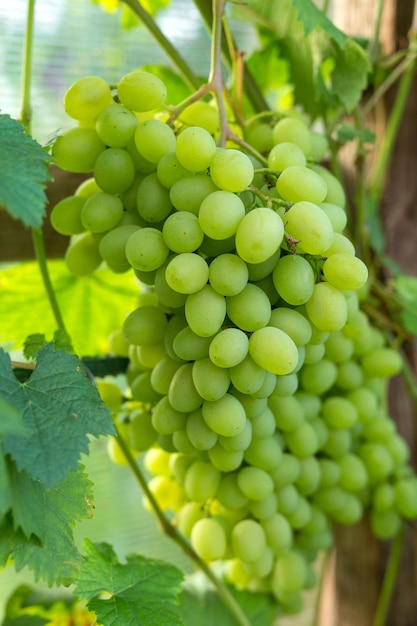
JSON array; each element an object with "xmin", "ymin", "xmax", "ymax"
[{"xmin": 52, "ymin": 71, "xmax": 417, "ymax": 613}]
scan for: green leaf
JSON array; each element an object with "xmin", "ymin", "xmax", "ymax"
[
  {"xmin": 246, "ymin": 0, "xmax": 370, "ymax": 116},
  {"xmin": 0, "ymin": 465, "xmax": 94, "ymax": 585},
  {"xmin": 22, "ymin": 334, "xmax": 47, "ymax": 361},
  {"xmin": 175, "ymin": 572, "xmax": 277, "ymax": 626},
  {"xmin": 336, "ymin": 122, "xmax": 376, "ymax": 144},
  {"xmin": 394, "ymin": 276, "xmax": 417, "ymax": 336},
  {"xmin": 74, "ymin": 539, "xmax": 184, "ymax": 626},
  {"xmin": 2, "ymin": 585, "xmax": 49, "ymax": 626},
  {"xmin": 0, "ymin": 344, "xmax": 114, "ymax": 487},
  {"xmin": 0, "ymin": 260, "xmax": 139, "ymax": 356},
  {"xmin": 0, "ymin": 114, "xmax": 52, "ymax": 228},
  {"xmin": 0, "ymin": 396, "xmax": 26, "ymax": 437}
]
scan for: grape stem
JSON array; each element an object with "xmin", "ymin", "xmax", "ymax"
[
  {"xmin": 372, "ymin": 526, "xmax": 405, "ymax": 626},
  {"xmin": 113, "ymin": 423, "xmax": 253, "ymax": 626}
]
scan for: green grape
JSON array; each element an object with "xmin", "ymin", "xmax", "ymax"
[
  {"xmin": 249, "ymin": 406, "xmax": 276, "ymax": 439},
  {"xmin": 164, "ymin": 252, "xmax": 209, "ymax": 294},
  {"xmin": 117, "ymin": 69, "xmax": 167, "ymax": 112},
  {"xmin": 303, "ymin": 343, "xmax": 325, "ymax": 364},
  {"xmin": 322, "ymin": 396, "xmax": 358, "ymax": 429},
  {"xmin": 229, "ymin": 355, "xmax": 266, "ymax": 395},
  {"xmin": 359, "ymin": 442, "xmax": 394, "ymax": 483},
  {"xmin": 324, "ymin": 331, "xmax": 354, "ymax": 363},
  {"xmin": 272, "ymin": 117, "xmax": 312, "ymax": 156},
  {"xmin": 208, "ymin": 253, "xmax": 248, "ymax": 296},
  {"xmin": 226, "ymin": 283, "xmax": 271, "ymax": 332},
  {"xmin": 99, "ymin": 224, "xmax": 140, "ymax": 270},
  {"xmin": 272, "ymin": 254, "xmax": 315, "ymax": 306},
  {"xmin": 269, "ymin": 307, "xmax": 312, "ymax": 346},
  {"xmin": 286, "ymin": 496, "xmax": 312, "ymax": 529},
  {"xmin": 146, "ymin": 475, "xmax": 184, "ymax": 511},
  {"xmin": 108, "ymin": 327, "xmax": 130, "ymax": 357},
  {"xmin": 309, "ymin": 132, "xmax": 329, "ymax": 161},
  {"xmin": 231, "ymin": 519, "xmax": 267, "ymax": 562},
  {"xmin": 150, "ymin": 356, "xmax": 183, "ymax": 394},
  {"xmin": 300, "ymin": 359, "xmax": 338, "ymax": 395},
  {"xmin": 277, "ymin": 166, "xmax": 328, "ymax": 205},
  {"xmin": 394, "ymin": 477, "xmax": 417, "ymax": 519},
  {"xmin": 208, "ymin": 328, "xmax": 249, "ymax": 368},
  {"xmin": 322, "ymin": 428, "xmax": 352, "ymax": 458},
  {"xmin": 313, "ymin": 486, "xmax": 349, "ymax": 517},
  {"xmin": 284, "ymin": 421, "xmax": 320, "ymax": 458},
  {"xmin": 370, "ymin": 509, "xmax": 402, "ymax": 540},
  {"xmin": 135, "ymin": 341, "xmax": 166, "ymax": 369},
  {"xmin": 235, "ymin": 207, "xmax": 284, "ymax": 264},
  {"xmin": 52, "ymin": 127, "xmax": 106, "ymax": 173},
  {"xmin": 170, "ymin": 174, "xmax": 219, "ymax": 214},
  {"xmin": 126, "ymin": 136, "xmax": 157, "ymax": 173},
  {"xmin": 219, "ymin": 419, "xmax": 253, "ymax": 452},
  {"xmin": 317, "ymin": 459, "xmax": 341, "ymax": 488},
  {"xmin": 244, "ymin": 121, "xmax": 274, "ymax": 152},
  {"xmin": 309, "ymin": 163, "xmax": 346, "ymax": 208},
  {"xmin": 156, "ymin": 152, "xmax": 190, "ymax": 188},
  {"xmin": 337, "ymin": 453, "xmax": 368, "ymax": 492},
  {"xmin": 295, "ymin": 456, "xmax": 322, "ymax": 496},
  {"xmin": 191, "ymin": 517, "xmax": 227, "ymax": 561},
  {"xmin": 163, "ymin": 314, "xmax": 188, "ymax": 360},
  {"xmin": 199, "ymin": 234, "xmax": 235, "ymax": 256},
  {"xmin": 249, "ymin": 326, "xmax": 298, "ymax": 376},
  {"xmin": 125, "ymin": 227, "xmax": 169, "ymax": 272},
  {"xmin": 236, "ymin": 466, "xmax": 274, "ymax": 501},
  {"xmin": 80, "ymin": 192, "xmax": 124, "ymax": 232},
  {"xmin": 186, "ymin": 408, "xmax": 218, "ymax": 450},
  {"xmin": 176, "ymin": 501, "xmax": 205, "ymax": 536},
  {"xmin": 179, "ymin": 100, "xmax": 219, "ymax": 135},
  {"xmin": 216, "ymin": 473, "xmax": 249, "ymax": 510},
  {"xmin": 372, "ymin": 483, "xmax": 396, "ymax": 512},
  {"xmin": 185, "ymin": 460, "xmax": 221, "ymax": 502},
  {"xmin": 75, "ymin": 176, "xmax": 103, "ymax": 198},
  {"xmin": 122, "ymin": 305, "xmax": 167, "ymax": 346},
  {"xmin": 319, "ymin": 202, "xmax": 347, "ymax": 233},
  {"xmin": 172, "ymin": 429, "xmax": 196, "ymax": 455},
  {"xmin": 192, "ymin": 358, "xmax": 231, "ymax": 401},
  {"xmin": 386, "ymin": 434, "xmax": 410, "ymax": 466},
  {"xmin": 162, "ymin": 211, "xmax": 204, "ymax": 253},
  {"xmin": 262, "ymin": 513, "xmax": 293, "ymax": 552},
  {"xmin": 151, "ymin": 396, "xmax": 187, "ymax": 435},
  {"xmin": 267, "ymin": 141, "xmax": 307, "ymax": 170},
  {"xmin": 325, "ymin": 232, "xmax": 356, "ymax": 256},
  {"xmin": 96, "ymin": 103, "xmax": 138, "ymax": 147},
  {"xmin": 336, "ymin": 360, "xmax": 364, "ymax": 390},
  {"xmin": 246, "ymin": 250, "xmax": 281, "ymax": 282},
  {"xmin": 185, "ymin": 285, "xmax": 226, "ymax": 337},
  {"xmin": 172, "ymin": 326, "xmax": 211, "ymax": 361},
  {"xmin": 269, "ymin": 454, "xmax": 301, "ymax": 491},
  {"xmin": 135, "ymin": 119, "xmax": 176, "ymax": 163},
  {"xmin": 276, "ymin": 484, "xmax": 300, "ymax": 515},
  {"xmin": 323, "ymin": 253, "xmax": 368, "ymax": 291},
  {"xmin": 50, "ymin": 195, "xmax": 86, "ymax": 235},
  {"xmin": 136, "ymin": 172, "xmax": 173, "ymax": 223},
  {"xmin": 96, "ymin": 378, "xmax": 123, "ymax": 412},
  {"xmin": 64, "ymin": 75, "xmax": 113, "ymax": 121},
  {"xmin": 268, "ymin": 394, "xmax": 304, "ymax": 431},
  {"xmin": 272, "ymin": 550, "xmax": 308, "ymax": 596},
  {"xmin": 305, "ymin": 282, "xmax": 348, "ymax": 333},
  {"xmin": 243, "ymin": 435, "xmax": 283, "ymax": 471},
  {"xmin": 128, "ymin": 409, "xmax": 157, "ymax": 451},
  {"xmin": 202, "ymin": 393, "xmax": 247, "ymax": 437},
  {"xmin": 130, "ymin": 370, "xmax": 162, "ymax": 403},
  {"xmin": 154, "ymin": 264, "xmax": 188, "ymax": 309},
  {"xmin": 361, "ymin": 348, "xmax": 403, "ymax": 378},
  {"xmin": 199, "ymin": 190, "xmax": 245, "ymax": 239},
  {"xmin": 94, "ymin": 148, "xmax": 136, "ymax": 194},
  {"xmin": 175, "ymin": 125, "xmax": 217, "ymax": 172},
  {"xmin": 209, "ymin": 148, "xmax": 254, "ymax": 192},
  {"xmin": 251, "ymin": 370, "xmax": 277, "ymax": 399},
  {"xmin": 168, "ymin": 362, "xmax": 203, "ymax": 412},
  {"xmin": 249, "ymin": 493, "xmax": 278, "ymax": 520},
  {"xmin": 208, "ymin": 442, "xmax": 244, "ymax": 472},
  {"xmin": 283, "ymin": 201, "xmax": 334, "ymax": 254},
  {"xmin": 271, "ymin": 372, "xmax": 299, "ymax": 397},
  {"xmin": 294, "ymin": 391, "xmax": 321, "ymax": 420},
  {"xmin": 65, "ymin": 233, "xmax": 102, "ymax": 275}
]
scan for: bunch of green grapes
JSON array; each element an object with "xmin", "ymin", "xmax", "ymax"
[{"xmin": 50, "ymin": 70, "xmax": 417, "ymax": 614}]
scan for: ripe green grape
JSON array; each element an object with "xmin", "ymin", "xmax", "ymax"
[
  {"xmin": 172, "ymin": 326, "xmax": 211, "ymax": 361},
  {"xmin": 50, "ymin": 195, "xmax": 86, "ymax": 235},
  {"xmin": 98, "ymin": 224, "xmax": 140, "ymax": 270},
  {"xmin": 231, "ymin": 519, "xmax": 267, "ymax": 562},
  {"xmin": 151, "ymin": 396, "xmax": 187, "ymax": 435},
  {"xmin": 191, "ymin": 517, "xmax": 227, "ymax": 561},
  {"xmin": 136, "ymin": 173, "xmax": 173, "ymax": 223},
  {"xmin": 319, "ymin": 202, "xmax": 347, "ymax": 233},
  {"xmin": 323, "ymin": 253, "xmax": 368, "ymax": 291},
  {"xmin": 185, "ymin": 285, "xmax": 226, "ymax": 337},
  {"xmin": 125, "ymin": 227, "xmax": 169, "ymax": 272},
  {"xmin": 170, "ymin": 174, "xmax": 219, "ymax": 214},
  {"xmin": 208, "ymin": 253, "xmax": 248, "ymax": 296},
  {"xmin": 186, "ymin": 409, "xmax": 218, "ymax": 450},
  {"xmin": 179, "ymin": 100, "xmax": 219, "ymax": 135},
  {"xmin": 156, "ymin": 152, "xmax": 190, "ymax": 188},
  {"xmin": 117, "ymin": 69, "xmax": 167, "ymax": 112},
  {"xmin": 64, "ymin": 75, "xmax": 113, "ymax": 121},
  {"xmin": 128, "ymin": 409, "xmax": 157, "ymax": 451},
  {"xmin": 249, "ymin": 326, "xmax": 299, "ymax": 376},
  {"xmin": 321, "ymin": 396, "xmax": 358, "ymax": 429},
  {"xmin": 122, "ymin": 305, "xmax": 167, "ymax": 346},
  {"xmin": 202, "ymin": 393, "xmax": 247, "ymax": 437},
  {"xmin": 267, "ymin": 141, "xmax": 307, "ymax": 170},
  {"xmin": 199, "ymin": 190, "xmax": 245, "ymax": 239},
  {"xmin": 244, "ymin": 121, "xmax": 274, "ymax": 153},
  {"xmin": 192, "ymin": 358, "xmax": 231, "ymax": 401},
  {"xmin": 309, "ymin": 163, "xmax": 346, "ymax": 208},
  {"xmin": 52, "ymin": 127, "xmax": 106, "ymax": 173},
  {"xmin": 305, "ymin": 283, "xmax": 348, "ymax": 333},
  {"xmin": 135, "ymin": 119, "xmax": 176, "ymax": 163},
  {"xmin": 165, "ymin": 252, "xmax": 209, "ymax": 294},
  {"xmin": 96, "ymin": 103, "xmax": 138, "ymax": 147},
  {"xmin": 208, "ymin": 328, "xmax": 249, "ymax": 368},
  {"xmin": 209, "ymin": 148, "xmax": 254, "ymax": 192},
  {"xmin": 162, "ymin": 211, "xmax": 204, "ymax": 253},
  {"xmin": 283, "ymin": 201, "xmax": 334, "ymax": 255},
  {"xmin": 277, "ymin": 166, "xmax": 328, "ymax": 204},
  {"xmin": 80, "ymin": 192, "xmax": 124, "ymax": 232},
  {"xmin": 272, "ymin": 254, "xmax": 315, "ymax": 305},
  {"xmin": 272, "ymin": 117, "xmax": 312, "ymax": 156},
  {"xmin": 361, "ymin": 348, "xmax": 403, "ymax": 378},
  {"xmin": 94, "ymin": 148, "xmax": 136, "ymax": 194},
  {"xmin": 65, "ymin": 233, "xmax": 102, "ymax": 275},
  {"xmin": 226, "ymin": 283, "xmax": 271, "ymax": 332},
  {"xmin": 150, "ymin": 356, "xmax": 183, "ymax": 395},
  {"xmin": 235, "ymin": 207, "xmax": 284, "ymax": 264},
  {"xmin": 168, "ymin": 362, "xmax": 203, "ymax": 412},
  {"xmin": 176, "ymin": 125, "xmax": 217, "ymax": 172},
  {"xmin": 229, "ymin": 355, "xmax": 266, "ymax": 395},
  {"xmin": 269, "ymin": 307, "xmax": 312, "ymax": 346}
]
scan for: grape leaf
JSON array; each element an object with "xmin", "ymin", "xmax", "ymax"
[
  {"xmin": 0, "ymin": 114, "xmax": 52, "ymax": 228},
  {"xmin": 394, "ymin": 276, "xmax": 417, "ymax": 336},
  {"xmin": 0, "ymin": 465, "xmax": 93, "ymax": 585},
  {"xmin": 0, "ymin": 260, "xmax": 139, "ymax": 356},
  {"xmin": 0, "ymin": 344, "xmax": 114, "ymax": 487},
  {"xmin": 74, "ymin": 540, "xmax": 184, "ymax": 626},
  {"xmin": 246, "ymin": 0, "xmax": 370, "ymax": 117},
  {"xmin": 336, "ymin": 122, "xmax": 376, "ymax": 144}
]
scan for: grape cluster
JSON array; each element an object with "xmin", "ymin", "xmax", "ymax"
[{"xmin": 52, "ymin": 71, "xmax": 417, "ymax": 613}]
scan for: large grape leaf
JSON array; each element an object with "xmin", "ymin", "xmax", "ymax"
[
  {"xmin": 245, "ymin": 0, "xmax": 370, "ymax": 117},
  {"xmin": 0, "ymin": 114, "xmax": 52, "ymax": 228},
  {"xmin": 0, "ymin": 465, "xmax": 94, "ymax": 586},
  {"xmin": 74, "ymin": 540, "xmax": 184, "ymax": 626},
  {"xmin": 0, "ymin": 344, "xmax": 114, "ymax": 487},
  {"xmin": 0, "ymin": 260, "xmax": 139, "ymax": 356}
]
